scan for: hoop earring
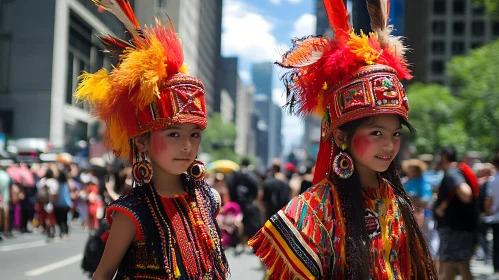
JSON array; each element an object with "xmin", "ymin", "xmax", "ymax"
[
  {"xmin": 188, "ymin": 159, "xmax": 206, "ymax": 180},
  {"xmin": 333, "ymin": 143, "xmax": 354, "ymax": 179},
  {"xmin": 132, "ymin": 152, "xmax": 153, "ymax": 186}
]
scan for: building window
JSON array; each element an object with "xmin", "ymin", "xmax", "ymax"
[
  {"xmin": 0, "ymin": 110, "xmax": 13, "ymax": 135},
  {"xmin": 65, "ymin": 121, "xmax": 88, "ymax": 148},
  {"xmin": 434, "ymin": 0, "xmax": 446, "ymax": 15},
  {"xmin": 471, "ymin": 42, "xmax": 483, "ymax": 49},
  {"xmin": 453, "ymin": 0, "xmax": 465, "ymax": 15},
  {"xmin": 453, "ymin": 22, "xmax": 465, "ymax": 36},
  {"xmin": 432, "ymin": 41, "xmax": 445, "ymax": 55},
  {"xmin": 0, "ymin": 35, "xmax": 11, "ymax": 93},
  {"xmin": 472, "ymin": 4, "xmax": 485, "ymax": 15},
  {"xmin": 433, "ymin": 21, "xmax": 446, "ymax": 35},
  {"xmin": 66, "ymin": 12, "xmax": 109, "ymax": 108},
  {"xmin": 431, "ymin": 61, "xmax": 445, "ymax": 75},
  {"xmin": 493, "ymin": 22, "xmax": 499, "ymax": 36},
  {"xmin": 156, "ymin": 0, "xmax": 166, "ymax": 8},
  {"xmin": 452, "ymin": 41, "xmax": 465, "ymax": 55},
  {"xmin": 472, "ymin": 21, "xmax": 485, "ymax": 36}
]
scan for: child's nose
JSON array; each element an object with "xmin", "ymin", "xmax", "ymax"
[{"xmin": 182, "ymin": 138, "xmax": 192, "ymax": 152}]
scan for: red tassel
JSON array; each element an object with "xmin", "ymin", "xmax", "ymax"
[{"xmin": 313, "ymin": 138, "xmax": 333, "ymax": 185}]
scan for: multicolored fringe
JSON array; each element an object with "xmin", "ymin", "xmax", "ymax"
[
  {"xmin": 249, "ymin": 180, "xmax": 335, "ymax": 279},
  {"xmin": 250, "ymin": 176, "xmax": 417, "ymax": 279}
]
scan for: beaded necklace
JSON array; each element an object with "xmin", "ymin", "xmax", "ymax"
[{"xmin": 143, "ymin": 175, "xmax": 227, "ymax": 279}]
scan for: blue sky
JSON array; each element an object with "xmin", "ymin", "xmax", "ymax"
[{"xmin": 221, "ymin": 0, "xmax": 316, "ymax": 150}]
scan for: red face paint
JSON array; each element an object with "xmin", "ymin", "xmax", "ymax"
[
  {"xmin": 151, "ymin": 132, "xmax": 168, "ymax": 157},
  {"xmin": 352, "ymin": 133, "xmax": 371, "ymax": 156}
]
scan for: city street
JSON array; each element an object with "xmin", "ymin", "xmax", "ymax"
[
  {"xmin": 0, "ymin": 226, "xmax": 265, "ymax": 280},
  {"xmin": 1, "ymin": 226, "xmax": 499, "ymax": 279}
]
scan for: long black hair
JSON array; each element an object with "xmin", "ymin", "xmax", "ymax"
[{"xmin": 332, "ymin": 115, "xmax": 436, "ymax": 279}]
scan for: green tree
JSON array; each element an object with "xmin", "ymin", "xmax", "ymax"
[
  {"xmin": 200, "ymin": 113, "xmax": 238, "ymax": 161},
  {"xmin": 447, "ymin": 39, "xmax": 499, "ymax": 157},
  {"xmin": 475, "ymin": 0, "xmax": 499, "ymax": 18},
  {"xmin": 406, "ymin": 83, "xmax": 468, "ymax": 155}
]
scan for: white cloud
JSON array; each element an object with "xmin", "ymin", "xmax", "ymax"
[
  {"xmin": 272, "ymin": 88, "xmax": 286, "ymax": 107},
  {"xmin": 222, "ymin": 0, "xmax": 283, "ymax": 62},
  {"xmin": 238, "ymin": 70, "xmax": 251, "ymax": 84},
  {"xmin": 287, "ymin": 0, "xmax": 302, "ymax": 3},
  {"xmin": 269, "ymin": 0, "xmax": 281, "ymax": 4},
  {"xmin": 291, "ymin": 13, "xmax": 316, "ymax": 38}
]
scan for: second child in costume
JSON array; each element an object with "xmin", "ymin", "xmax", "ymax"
[
  {"xmin": 249, "ymin": 0, "xmax": 436, "ymax": 279},
  {"xmin": 75, "ymin": 1, "xmax": 228, "ymax": 279}
]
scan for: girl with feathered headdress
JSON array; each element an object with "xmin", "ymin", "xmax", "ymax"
[
  {"xmin": 248, "ymin": 0, "xmax": 437, "ymax": 279},
  {"xmin": 75, "ymin": 1, "xmax": 229, "ymax": 279}
]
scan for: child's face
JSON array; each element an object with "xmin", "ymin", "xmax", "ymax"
[
  {"xmin": 147, "ymin": 123, "xmax": 202, "ymax": 175},
  {"xmin": 349, "ymin": 114, "xmax": 402, "ymax": 174}
]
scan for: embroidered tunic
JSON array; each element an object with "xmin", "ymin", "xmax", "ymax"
[
  {"xmin": 106, "ymin": 175, "xmax": 228, "ymax": 279},
  {"xmin": 249, "ymin": 178, "xmax": 410, "ymax": 279}
]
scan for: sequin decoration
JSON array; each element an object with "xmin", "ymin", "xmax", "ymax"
[
  {"xmin": 340, "ymin": 82, "xmax": 368, "ymax": 111},
  {"xmin": 373, "ymin": 77, "xmax": 399, "ymax": 106},
  {"xmin": 132, "ymin": 157, "xmax": 153, "ymax": 186},
  {"xmin": 188, "ymin": 159, "xmax": 206, "ymax": 180},
  {"xmin": 333, "ymin": 150, "xmax": 354, "ymax": 179}
]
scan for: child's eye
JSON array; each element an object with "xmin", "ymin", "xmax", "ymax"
[
  {"xmin": 393, "ymin": 132, "xmax": 402, "ymax": 137},
  {"xmin": 371, "ymin": 131, "xmax": 382, "ymax": 136},
  {"xmin": 191, "ymin": 132, "xmax": 201, "ymax": 138},
  {"xmin": 168, "ymin": 132, "xmax": 180, "ymax": 137}
]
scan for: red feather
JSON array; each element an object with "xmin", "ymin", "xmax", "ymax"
[
  {"xmin": 378, "ymin": 48, "xmax": 412, "ymax": 80},
  {"xmin": 146, "ymin": 18, "xmax": 184, "ymax": 74},
  {"xmin": 114, "ymin": 0, "xmax": 140, "ymax": 28},
  {"xmin": 323, "ymin": 0, "xmax": 350, "ymax": 41}
]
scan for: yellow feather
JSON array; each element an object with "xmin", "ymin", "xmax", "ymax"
[
  {"xmin": 107, "ymin": 114, "xmax": 129, "ymax": 158},
  {"xmin": 74, "ymin": 69, "xmax": 111, "ymax": 104},
  {"xmin": 179, "ymin": 63, "xmax": 189, "ymax": 74},
  {"xmin": 348, "ymin": 31, "xmax": 381, "ymax": 65},
  {"xmin": 314, "ymin": 91, "xmax": 326, "ymax": 116},
  {"xmin": 112, "ymin": 37, "xmax": 167, "ymax": 110}
]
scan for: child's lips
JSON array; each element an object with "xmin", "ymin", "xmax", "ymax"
[{"xmin": 376, "ymin": 155, "xmax": 392, "ymax": 161}]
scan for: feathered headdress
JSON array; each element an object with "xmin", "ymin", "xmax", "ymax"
[
  {"xmin": 75, "ymin": 0, "xmax": 207, "ymax": 162},
  {"xmin": 279, "ymin": 0, "xmax": 411, "ymax": 183}
]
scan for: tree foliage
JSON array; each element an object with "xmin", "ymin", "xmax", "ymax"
[
  {"xmin": 447, "ymin": 39, "xmax": 499, "ymax": 157},
  {"xmin": 475, "ymin": 0, "xmax": 499, "ymax": 18},
  {"xmin": 200, "ymin": 113, "xmax": 238, "ymax": 162},
  {"xmin": 407, "ymin": 39, "xmax": 499, "ymax": 159},
  {"xmin": 406, "ymin": 83, "xmax": 467, "ymax": 155}
]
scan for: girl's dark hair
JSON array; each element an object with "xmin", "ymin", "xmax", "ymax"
[
  {"xmin": 333, "ymin": 115, "xmax": 436, "ymax": 279},
  {"xmin": 45, "ymin": 169, "xmax": 54, "ymax": 179}
]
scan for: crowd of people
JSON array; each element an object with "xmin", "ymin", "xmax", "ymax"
[
  {"xmin": 400, "ymin": 149, "xmax": 499, "ymax": 279},
  {"xmin": 0, "ymin": 155, "xmax": 133, "ymax": 243}
]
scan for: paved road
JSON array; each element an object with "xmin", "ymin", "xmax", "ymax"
[
  {"xmin": 1, "ymin": 227, "xmax": 498, "ymax": 279},
  {"xmin": 0, "ymin": 227, "xmax": 265, "ymax": 280}
]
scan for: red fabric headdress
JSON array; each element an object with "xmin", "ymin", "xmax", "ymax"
[{"xmin": 279, "ymin": 0, "xmax": 412, "ymax": 184}]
